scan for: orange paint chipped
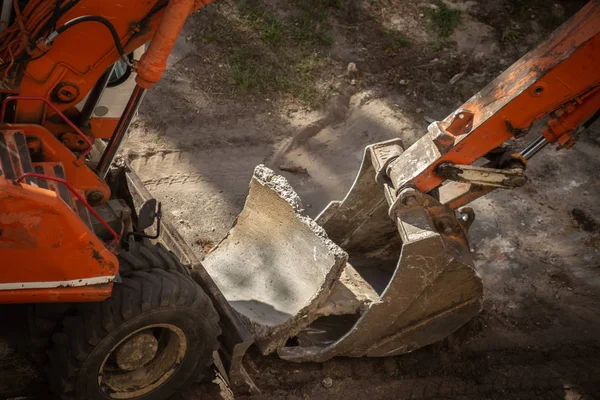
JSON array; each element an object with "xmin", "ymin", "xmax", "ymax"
[
  {"xmin": 408, "ymin": 1, "xmax": 600, "ymax": 195},
  {"xmin": 0, "ymin": 171, "xmax": 118, "ymax": 302},
  {"xmin": 0, "ymin": 283, "xmax": 113, "ymax": 304}
]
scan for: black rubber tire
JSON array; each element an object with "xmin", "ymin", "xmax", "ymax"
[
  {"xmin": 120, "ymin": 238, "xmax": 191, "ymax": 277},
  {"xmin": 27, "ymin": 240, "xmax": 191, "ymax": 367},
  {"xmin": 27, "ymin": 303, "xmax": 71, "ymax": 366},
  {"xmin": 34, "ymin": 242, "xmax": 220, "ymax": 400}
]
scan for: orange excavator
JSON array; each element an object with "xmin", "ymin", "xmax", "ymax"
[{"xmin": 0, "ymin": 0, "xmax": 598, "ymax": 399}]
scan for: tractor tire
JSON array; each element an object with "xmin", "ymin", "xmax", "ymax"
[{"xmin": 33, "ymin": 242, "xmax": 220, "ymax": 400}]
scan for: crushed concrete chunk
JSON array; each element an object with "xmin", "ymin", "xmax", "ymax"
[{"xmin": 203, "ymin": 165, "xmax": 347, "ymax": 354}]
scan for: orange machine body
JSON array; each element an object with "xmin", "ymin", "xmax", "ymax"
[
  {"xmin": 0, "ymin": 0, "xmax": 212, "ymax": 303},
  {"xmin": 3, "ymin": 0, "xmax": 212, "ymax": 129},
  {"xmin": 0, "ymin": 128, "xmax": 117, "ymax": 304}
]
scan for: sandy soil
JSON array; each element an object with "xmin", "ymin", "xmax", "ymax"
[{"xmin": 123, "ymin": 0, "xmax": 600, "ymax": 398}]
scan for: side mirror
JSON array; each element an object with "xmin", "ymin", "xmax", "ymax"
[{"xmin": 138, "ymin": 199, "xmax": 158, "ymax": 231}]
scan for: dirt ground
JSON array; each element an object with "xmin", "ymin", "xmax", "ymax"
[{"xmin": 123, "ymin": 0, "xmax": 600, "ymax": 399}]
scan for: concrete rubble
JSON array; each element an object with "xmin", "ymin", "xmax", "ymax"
[{"xmin": 203, "ymin": 165, "xmax": 347, "ymax": 354}]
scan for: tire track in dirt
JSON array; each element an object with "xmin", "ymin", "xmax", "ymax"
[{"xmin": 141, "ymin": 173, "xmax": 208, "ymax": 188}]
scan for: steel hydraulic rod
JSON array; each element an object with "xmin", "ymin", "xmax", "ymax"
[
  {"xmin": 96, "ymin": 85, "xmax": 146, "ymax": 179},
  {"xmin": 520, "ymin": 135, "xmax": 549, "ymax": 160},
  {"xmin": 79, "ymin": 66, "xmax": 114, "ymax": 127}
]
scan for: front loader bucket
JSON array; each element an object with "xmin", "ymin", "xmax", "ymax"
[{"xmin": 205, "ymin": 150, "xmax": 483, "ymax": 363}]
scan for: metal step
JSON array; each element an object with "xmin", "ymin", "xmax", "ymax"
[
  {"xmin": 0, "ymin": 131, "xmax": 36, "ymax": 185},
  {"xmin": 33, "ymin": 165, "xmax": 48, "ymax": 189},
  {"xmin": 75, "ymin": 200, "xmax": 93, "ymax": 230},
  {"xmin": 14, "ymin": 132, "xmax": 36, "ymax": 185},
  {"xmin": 0, "ymin": 132, "xmax": 18, "ymax": 180},
  {"xmin": 0, "ymin": 131, "xmax": 93, "ymax": 230},
  {"xmin": 30, "ymin": 162, "xmax": 94, "ymax": 230},
  {"xmin": 52, "ymin": 163, "xmax": 73, "ymax": 208}
]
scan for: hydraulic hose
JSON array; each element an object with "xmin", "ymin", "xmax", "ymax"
[{"xmin": 45, "ymin": 15, "xmax": 131, "ymax": 65}]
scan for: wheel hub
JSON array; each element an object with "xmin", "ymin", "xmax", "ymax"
[
  {"xmin": 115, "ymin": 331, "xmax": 159, "ymax": 371},
  {"xmin": 98, "ymin": 324, "xmax": 188, "ymax": 399}
]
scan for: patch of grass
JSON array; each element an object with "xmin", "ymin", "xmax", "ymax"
[
  {"xmin": 239, "ymin": 3, "xmax": 284, "ymax": 46},
  {"xmin": 289, "ymin": 2, "xmax": 337, "ymax": 47},
  {"xmin": 501, "ymin": 27, "xmax": 524, "ymax": 43},
  {"xmin": 291, "ymin": 16, "xmax": 334, "ymax": 46},
  {"xmin": 228, "ymin": 48, "xmax": 328, "ymax": 105},
  {"xmin": 194, "ymin": 23, "xmax": 240, "ymax": 45},
  {"xmin": 385, "ymin": 31, "xmax": 411, "ymax": 53},
  {"xmin": 229, "ymin": 47, "xmax": 287, "ymax": 91},
  {"xmin": 425, "ymin": 1, "xmax": 461, "ymax": 38},
  {"xmin": 191, "ymin": 1, "xmax": 340, "ymax": 108},
  {"xmin": 428, "ymin": 39, "xmax": 446, "ymax": 51}
]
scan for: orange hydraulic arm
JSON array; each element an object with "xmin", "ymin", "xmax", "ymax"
[
  {"xmin": 136, "ymin": 0, "xmax": 203, "ymax": 89},
  {"xmin": 97, "ymin": 0, "xmax": 213, "ymax": 177},
  {"xmin": 382, "ymin": 0, "xmax": 600, "ymax": 210}
]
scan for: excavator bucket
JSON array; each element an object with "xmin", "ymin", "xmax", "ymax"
[{"xmin": 205, "ymin": 142, "xmax": 483, "ymax": 362}]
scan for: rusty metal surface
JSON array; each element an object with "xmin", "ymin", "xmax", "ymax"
[
  {"xmin": 438, "ymin": 181, "xmax": 498, "ymax": 211},
  {"xmin": 436, "ymin": 162, "xmax": 527, "ymax": 188}
]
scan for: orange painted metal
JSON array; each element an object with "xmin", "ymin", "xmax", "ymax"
[
  {"xmin": 16, "ymin": 172, "xmax": 119, "ymax": 244},
  {"xmin": 3, "ymin": 124, "xmax": 110, "ymax": 203},
  {"xmin": 1, "ymin": 96, "xmax": 93, "ymax": 157},
  {"xmin": 90, "ymin": 117, "xmax": 119, "ymax": 139},
  {"xmin": 9, "ymin": 0, "xmax": 214, "ymax": 124},
  {"xmin": 3, "ymin": 0, "xmax": 214, "ymax": 138},
  {"xmin": 0, "ymin": 284, "xmax": 113, "ymax": 304},
  {"xmin": 0, "ymin": 174, "xmax": 117, "ymax": 303},
  {"xmin": 403, "ymin": 0, "xmax": 600, "ymax": 195},
  {"xmin": 542, "ymin": 86, "xmax": 600, "ymax": 149},
  {"xmin": 0, "ymin": 0, "xmax": 212, "ymax": 304},
  {"xmin": 13, "ymin": 0, "xmax": 161, "ymax": 123},
  {"xmin": 137, "ymin": 0, "xmax": 214, "ymax": 89}
]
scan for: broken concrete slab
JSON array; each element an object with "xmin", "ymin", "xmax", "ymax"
[
  {"xmin": 203, "ymin": 165, "xmax": 347, "ymax": 354},
  {"xmin": 312, "ymin": 263, "xmax": 378, "ymax": 318}
]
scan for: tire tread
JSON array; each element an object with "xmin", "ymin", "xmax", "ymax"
[{"xmin": 28, "ymin": 242, "xmax": 219, "ymax": 400}]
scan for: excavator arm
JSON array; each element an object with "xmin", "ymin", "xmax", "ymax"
[
  {"xmin": 390, "ymin": 0, "xmax": 600, "ymax": 209},
  {"xmin": 1, "ymin": 0, "xmax": 210, "ymax": 127}
]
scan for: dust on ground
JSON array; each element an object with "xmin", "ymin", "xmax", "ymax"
[{"xmin": 123, "ymin": 0, "xmax": 600, "ymax": 399}]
